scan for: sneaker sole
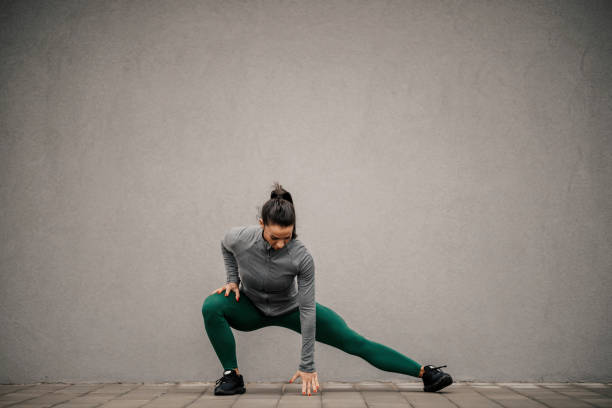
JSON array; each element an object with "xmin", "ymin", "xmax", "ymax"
[
  {"xmin": 214, "ymin": 386, "xmax": 246, "ymax": 395},
  {"xmin": 424, "ymin": 374, "xmax": 453, "ymax": 392}
]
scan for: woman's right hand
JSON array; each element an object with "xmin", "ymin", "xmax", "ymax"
[{"xmin": 211, "ymin": 282, "xmax": 240, "ymax": 301}]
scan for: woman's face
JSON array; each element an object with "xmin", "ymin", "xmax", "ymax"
[{"xmin": 259, "ymin": 219, "xmax": 293, "ymax": 250}]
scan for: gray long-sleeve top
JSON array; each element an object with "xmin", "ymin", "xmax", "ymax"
[{"xmin": 221, "ymin": 225, "xmax": 316, "ymax": 372}]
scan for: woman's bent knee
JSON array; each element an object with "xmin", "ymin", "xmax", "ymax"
[{"xmin": 202, "ymin": 293, "xmax": 224, "ymax": 319}]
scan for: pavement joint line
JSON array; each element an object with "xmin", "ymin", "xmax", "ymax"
[
  {"xmin": 496, "ymin": 384, "xmax": 560, "ymax": 408},
  {"xmin": 389, "ymin": 381, "xmax": 415, "ymax": 408},
  {"xmin": 496, "ymin": 383, "xmax": 541, "ymax": 389},
  {"xmin": 82, "ymin": 383, "xmax": 145, "ymax": 408},
  {"xmin": 466, "ymin": 383, "xmax": 510, "ymax": 408},
  {"xmin": 3, "ymin": 383, "xmax": 109, "ymax": 408},
  {"xmin": 506, "ymin": 383, "xmax": 579, "ymax": 408},
  {"xmin": 394, "ymin": 380, "xmax": 461, "ymax": 408},
  {"xmin": 167, "ymin": 383, "xmax": 209, "ymax": 408},
  {"xmin": 570, "ymin": 382, "xmax": 612, "ymax": 398},
  {"xmin": 355, "ymin": 383, "xmax": 371, "ymax": 408},
  {"xmin": 437, "ymin": 386, "xmax": 461, "ymax": 408},
  {"xmin": 0, "ymin": 385, "xmax": 38, "ymax": 397},
  {"xmin": 226, "ymin": 383, "xmax": 241, "ymax": 408},
  {"xmin": 542, "ymin": 384, "xmax": 605, "ymax": 408},
  {"xmin": 106, "ymin": 384, "xmax": 160, "ymax": 408},
  {"xmin": 496, "ymin": 383, "xmax": 608, "ymax": 408},
  {"xmin": 0, "ymin": 383, "xmax": 75, "ymax": 408},
  {"xmin": 3, "ymin": 382, "xmax": 610, "ymax": 407},
  {"xmin": 272, "ymin": 383, "xmax": 282, "ymax": 408}
]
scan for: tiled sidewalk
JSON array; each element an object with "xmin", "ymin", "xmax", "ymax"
[{"xmin": 1, "ymin": 381, "xmax": 611, "ymax": 408}]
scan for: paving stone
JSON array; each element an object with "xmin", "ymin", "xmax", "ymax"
[
  {"xmin": 540, "ymin": 384, "xmax": 573, "ymax": 388},
  {"xmin": 361, "ymin": 390, "xmax": 407, "ymax": 401},
  {"xmin": 322, "ymin": 401, "xmax": 366, "ymax": 408},
  {"xmin": 321, "ymin": 391, "xmax": 362, "ymax": 399},
  {"xmin": 590, "ymin": 390, "xmax": 612, "ymax": 399},
  {"xmin": 277, "ymin": 393, "xmax": 322, "ymax": 407},
  {"xmin": 6, "ymin": 391, "xmax": 49, "ymax": 397},
  {"xmin": 28, "ymin": 385, "xmax": 71, "ymax": 392},
  {"xmin": 69, "ymin": 396, "xmax": 115, "ymax": 404},
  {"xmin": 507, "ymin": 387, "xmax": 594, "ymax": 408},
  {"xmin": 90, "ymin": 386, "xmax": 140, "ymax": 394},
  {"xmin": 4, "ymin": 382, "xmax": 609, "ymax": 408},
  {"xmin": 139, "ymin": 385, "xmax": 174, "ymax": 390},
  {"xmin": 399, "ymin": 391, "xmax": 457, "ymax": 407},
  {"xmin": 318, "ymin": 382, "xmax": 354, "ymax": 391},
  {"xmin": 573, "ymin": 383, "xmax": 608, "ymax": 388},
  {"xmin": 114, "ymin": 392, "xmax": 163, "ymax": 400},
  {"xmin": 232, "ymin": 398, "xmax": 279, "ymax": 408},
  {"xmin": 471, "ymin": 387, "xmax": 550, "ymax": 407},
  {"xmin": 558, "ymin": 389, "xmax": 606, "ymax": 398},
  {"xmin": 445, "ymin": 391, "xmax": 504, "ymax": 408},
  {"xmin": 185, "ymin": 393, "xmax": 237, "ymax": 406},
  {"xmin": 497, "ymin": 383, "xmax": 541, "ymax": 389},
  {"xmin": 573, "ymin": 384, "xmax": 612, "ymax": 397},
  {"xmin": 52, "ymin": 403, "xmax": 102, "ymax": 408},
  {"xmin": 243, "ymin": 383, "xmax": 283, "ymax": 395},
  {"xmin": 186, "ymin": 399, "xmax": 236, "ymax": 408},
  {"xmin": 527, "ymin": 399, "xmax": 591, "ymax": 408},
  {"xmin": 0, "ymin": 394, "xmax": 37, "ymax": 404},
  {"xmin": 164, "ymin": 389, "xmax": 203, "ymax": 395},
  {"xmin": 361, "ymin": 391, "xmax": 411, "ymax": 407},
  {"xmin": 394, "ymin": 382, "xmax": 424, "ymax": 391},
  {"xmin": 321, "ymin": 395, "xmax": 364, "ymax": 408},
  {"xmin": 175, "ymin": 383, "xmax": 209, "ymax": 387},
  {"xmin": 0, "ymin": 387, "xmax": 35, "ymax": 396},
  {"xmin": 436, "ymin": 384, "xmax": 473, "ymax": 394},
  {"xmin": 583, "ymin": 398, "xmax": 612, "ymax": 407},
  {"xmin": 354, "ymin": 382, "xmax": 395, "ymax": 391},
  {"xmin": 25, "ymin": 394, "xmax": 73, "ymax": 404},
  {"xmin": 53, "ymin": 385, "xmax": 105, "ymax": 394},
  {"xmin": 98, "ymin": 400, "xmax": 151, "ymax": 408},
  {"xmin": 140, "ymin": 394, "xmax": 200, "ymax": 408}
]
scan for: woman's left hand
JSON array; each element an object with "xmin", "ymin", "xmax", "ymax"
[{"xmin": 289, "ymin": 370, "xmax": 320, "ymax": 396}]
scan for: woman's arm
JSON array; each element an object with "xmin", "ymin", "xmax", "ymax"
[
  {"xmin": 297, "ymin": 251, "xmax": 315, "ymax": 372},
  {"xmin": 221, "ymin": 242, "xmax": 240, "ymax": 285},
  {"xmin": 221, "ymin": 227, "xmax": 245, "ymax": 285}
]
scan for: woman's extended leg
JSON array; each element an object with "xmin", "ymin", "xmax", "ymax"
[
  {"xmin": 273, "ymin": 302, "xmax": 423, "ymax": 378},
  {"xmin": 202, "ymin": 292, "xmax": 273, "ymax": 371}
]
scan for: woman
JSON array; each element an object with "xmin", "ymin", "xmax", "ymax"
[{"xmin": 202, "ymin": 182, "xmax": 453, "ymax": 396}]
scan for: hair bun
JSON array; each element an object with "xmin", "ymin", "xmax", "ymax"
[{"xmin": 270, "ymin": 182, "xmax": 293, "ymax": 204}]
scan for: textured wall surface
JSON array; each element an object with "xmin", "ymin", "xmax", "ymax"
[{"xmin": 1, "ymin": 0, "xmax": 611, "ymax": 384}]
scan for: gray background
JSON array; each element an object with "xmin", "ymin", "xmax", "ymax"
[{"xmin": 1, "ymin": 0, "xmax": 611, "ymax": 384}]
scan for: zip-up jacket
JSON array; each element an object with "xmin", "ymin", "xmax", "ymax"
[{"xmin": 220, "ymin": 225, "xmax": 316, "ymax": 373}]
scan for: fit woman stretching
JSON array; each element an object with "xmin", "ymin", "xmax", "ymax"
[{"xmin": 202, "ymin": 182, "xmax": 453, "ymax": 396}]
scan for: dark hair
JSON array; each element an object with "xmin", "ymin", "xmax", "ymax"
[{"xmin": 258, "ymin": 181, "xmax": 297, "ymax": 240}]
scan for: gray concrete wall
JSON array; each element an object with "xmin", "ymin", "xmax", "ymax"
[{"xmin": 1, "ymin": 0, "xmax": 611, "ymax": 384}]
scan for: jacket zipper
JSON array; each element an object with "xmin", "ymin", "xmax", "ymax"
[{"xmin": 266, "ymin": 247, "xmax": 271, "ymax": 313}]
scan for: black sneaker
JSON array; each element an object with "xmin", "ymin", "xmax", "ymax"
[
  {"xmin": 422, "ymin": 364, "xmax": 453, "ymax": 392},
  {"xmin": 214, "ymin": 369, "xmax": 246, "ymax": 395}
]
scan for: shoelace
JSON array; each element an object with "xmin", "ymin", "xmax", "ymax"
[
  {"xmin": 215, "ymin": 373, "xmax": 233, "ymax": 387},
  {"xmin": 430, "ymin": 364, "xmax": 447, "ymax": 371}
]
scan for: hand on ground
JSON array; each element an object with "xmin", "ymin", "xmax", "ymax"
[{"xmin": 289, "ymin": 370, "xmax": 320, "ymax": 396}]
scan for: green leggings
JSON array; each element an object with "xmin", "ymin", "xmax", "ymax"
[{"xmin": 202, "ymin": 291, "xmax": 423, "ymax": 377}]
